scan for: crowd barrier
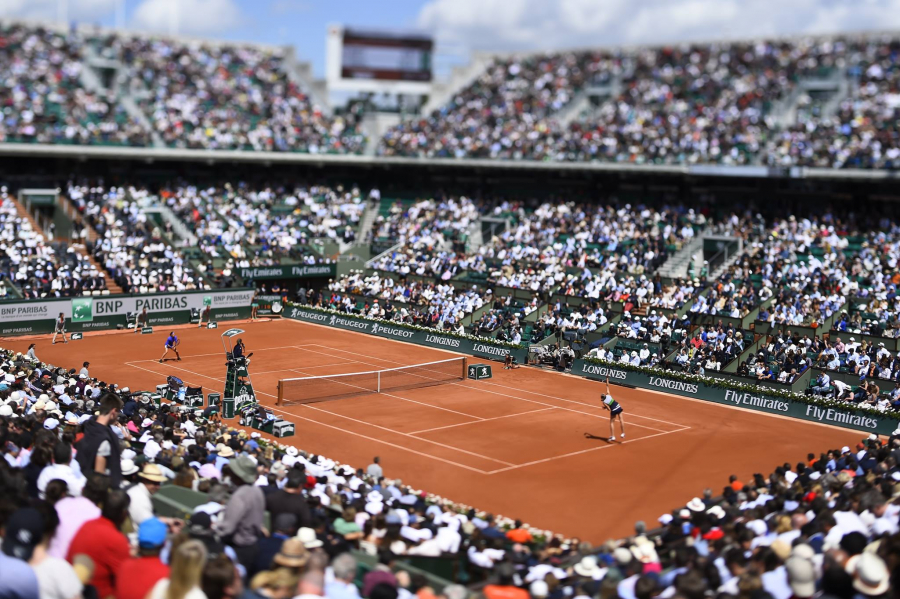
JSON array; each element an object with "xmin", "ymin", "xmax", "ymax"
[{"xmin": 0, "ymin": 289, "xmax": 255, "ymax": 336}]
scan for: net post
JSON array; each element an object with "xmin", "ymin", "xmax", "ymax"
[
  {"xmin": 377, "ymin": 371, "xmax": 381, "ymax": 393},
  {"xmin": 461, "ymin": 357, "xmax": 468, "ymax": 380},
  {"xmin": 277, "ymin": 380, "xmax": 283, "ymax": 406}
]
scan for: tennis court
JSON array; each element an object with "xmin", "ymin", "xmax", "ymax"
[{"xmin": 5, "ymin": 318, "xmax": 865, "ymax": 541}]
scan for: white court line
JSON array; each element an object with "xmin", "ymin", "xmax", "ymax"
[
  {"xmin": 141, "ymin": 362, "xmax": 228, "ymax": 385},
  {"xmin": 252, "ymin": 363, "xmax": 355, "ymax": 375},
  {"xmin": 130, "ymin": 344, "xmax": 316, "ymax": 362},
  {"xmin": 296, "ymin": 345, "xmax": 685, "ymax": 434},
  {"xmin": 485, "ymin": 429, "xmax": 683, "ymax": 474},
  {"xmin": 301, "ymin": 403, "xmax": 513, "ymax": 466},
  {"xmin": 124, "ymin": 360, "xmax": 492, "ymax": 474},
  {"xmin": 130, "ymin": 360, "xmax": 511, "ymax": 469},
  {"xmin": 281, "ymin": 412, "xmax": 493, "ymax": 475},
  {"xmin": 408, "ymin": 408, "xmax": 557, "ymax": 434}
]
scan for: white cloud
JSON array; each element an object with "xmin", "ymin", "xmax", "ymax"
[
  {"xmin": 131, "ymin": 0, "xmax": 242, "ymax": 36},
  {"xmin": 0, "ymin": 0, "xmax": 116, "ymax": 24},
  {"xmin": 417, "ymin": 0, "xmax": 900, "ymax": 54}
]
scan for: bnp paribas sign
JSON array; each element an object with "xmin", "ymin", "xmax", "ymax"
[{"xmin": 71, "ymin": 298, "xmax": 94, "ymax": 322}]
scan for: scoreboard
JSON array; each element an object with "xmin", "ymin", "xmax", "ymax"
[
  {"xmin": 341, "ymin": 29, "xmax": 432, "ymax": 82},
  {"xmin": 327, "ymin": 26, "xmax": 434, "ymax": 94}
]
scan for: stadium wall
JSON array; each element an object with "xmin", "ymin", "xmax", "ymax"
[
  {"xmin": 0, "ymin": 289, "xmax": 254, "ymax": 336},
  {"xmin": 283, "ymin": 303, "xmax": 529, "ymax": 363},
  {"xmin": 572, "ymin": 358, "xmax": 898, "ymax": 436}
]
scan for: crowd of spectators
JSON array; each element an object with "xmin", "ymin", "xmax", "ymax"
[
  {"xmin": 161, "ymin": 183, "xmax": 358, "ymax": 268},
  {"xmin": 0, "ymin": 23, "xmax": 363, "ymax": 153},
  {"xmin": 0, "ymin": 186, "xmax": 107, "ymax": 298},
  {"xmin": 4, "ymin": 22, "xmax": 900, "ymax": 167},
  {"xmin": 482, "ymin": 203, "xmax": 701, "ymax": 286},
  {"xmin": 4, "ymin": 347, "xmax": 900, "ymax": 599},
  {"xmin": 67, "ymin": 184, "xmax": 204, "ymax": 293},
  {"xmin": 379, "ymin": 36, "xmax": 900, "ymax": 169},
  {"xmin": 327, "ymin": 271, "xmax": 489, "ymax": 332},
  {"xmin": 378, "ymin": 51, "xmax": 598, "ymax": 160},
  {"xmin": 367, "ymin": 197, "xmax": 482, "ymax": 275},
  {"xmin": 0, "ymin": 24, "xmax": 151, "ymax": 147},
  {"xmin": 96, "ymin": 33, "xmax": 365, "ymax": 153}
]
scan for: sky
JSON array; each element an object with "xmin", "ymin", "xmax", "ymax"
[{"xmin": 5, "ymin": 0, "xmax": 900, "ymax": 80}]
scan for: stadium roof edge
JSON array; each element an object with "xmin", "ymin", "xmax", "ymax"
[{"xmin": 0, "ymin": 143, "xmax": 895, "ymax": 181}]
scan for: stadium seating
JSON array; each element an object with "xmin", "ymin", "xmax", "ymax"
[
  {"xmin": 0, "ymin": 24, "xmax": 364, "ymax": 153},
  {"xmin": 379, "ymin": 36, "xmax": 900, "ymax": 169}
]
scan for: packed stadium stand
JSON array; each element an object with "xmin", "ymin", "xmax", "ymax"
[
  {"xmin": 379, "ymin": 36, "xmax": 900, "ymax": 168},
  {"xmin": 1, "ymin": 21, "xmax": 899, "ymax": 167},
  {"xmin": 0, "ymin": 22, "xmax": 364, "ymax": 153},
  {"xmin": 5, "ymin": 16, "xmax": 900, "ymax": 599}
]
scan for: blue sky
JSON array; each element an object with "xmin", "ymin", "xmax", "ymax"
[{"xmin": 6, "ymin": 0, "xmax": 900, "ymax": 79}]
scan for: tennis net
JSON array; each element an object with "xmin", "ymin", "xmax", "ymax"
[{"xmin": 276, "ymin": 357, "xmax": 468, "ymax": 406}]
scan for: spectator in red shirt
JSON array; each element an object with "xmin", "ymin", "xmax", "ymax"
[
  {"xmin": 115, "ymin": 517, "xmax": 170, "ymax": 599},
  {"xmin": 66, "ymin": 489, "xmax": 130, "ymax": 599},
  {"xmin": 505, "ymin": 520, "xmax": 533, "ymax": 544},
  {"xmin": 483, "ymin": 562, "xmax": 530, "ymax": 599}
]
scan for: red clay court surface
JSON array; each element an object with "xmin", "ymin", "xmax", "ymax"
[{"xmin": 4, "ymin": 319, "xmax": 864, "ymax": 541}]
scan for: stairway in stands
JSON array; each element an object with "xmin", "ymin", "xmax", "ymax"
[
  {"xmin": 83, "ymin": 252, "xmax": 123, "ymax": 295},
  {"xmin": 58, "ymin": 193, "xmax": 124, "ymax": 295},
  {"xmin": 10, "ymin": 193, "xmax": 122, "ymax": 295}
]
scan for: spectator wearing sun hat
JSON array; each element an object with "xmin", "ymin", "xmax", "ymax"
[
  {"xmin": 214, "ymin": 443, "xmax": 235, "ymax": 471},
  {"xmin": 296, "ymin": 527, "xmax": 324, "ymax": 551},
  {"xmin": 853, "ymin": 553, "xmax": 890, "ymax": 598},
  {"xmin": 127, "ymin": 463, "xmax": 168, "ymax": 526},
  {"xmin": 216, "ymin": 455, "xmax": 265, "ymax": 569}
]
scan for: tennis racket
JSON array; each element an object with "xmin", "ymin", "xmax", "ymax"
[{"xmin": 174, "ymin": 339, "xmax": 181, "ymax": 347}]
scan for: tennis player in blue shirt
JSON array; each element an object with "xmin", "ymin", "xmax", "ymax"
[{"xmin": 159, "ymin": 332, "xmax": 182, "ymax": 363}]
